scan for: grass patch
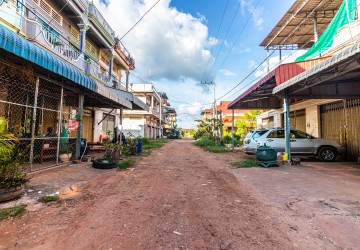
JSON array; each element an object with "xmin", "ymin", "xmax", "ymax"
[
  {"xmin": 117, "ymin": 160, "xmax": 134, "ymax": 170},
  {"xmin": 142, "ymin": 138, "xmax": 167, "ymax": 149},
  {"xmin": 193, "ymin": 138, "xmax": 231, "ymax": 153},
  {"xmin": 232, "ymin": 158, "xmax": 259, "ymax": 168},
  {"xmin": 39, "ymin": 194, "xmax": 60, "ymax": 203},
  {"xmin": 0, "ymin": 205, "xmax": 27, "ymax": 221},
  {"xmin": 204, "ymin": 145, "xmax": 230, "ymax": 153}
]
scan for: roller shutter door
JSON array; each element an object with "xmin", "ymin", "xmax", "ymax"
[
  {"xmin": 321, "ymin": 100, "xmax": 360, "ymax": 161},
  {"xmin": 290, "ymin": 109, "xmax": 306, "ymax": 131}
]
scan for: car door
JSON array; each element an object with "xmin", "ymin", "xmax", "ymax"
[
  {"xmin": 289, "ymin": 130, "xmax": 314, "ymax": 154},
  {"xmin": 264, "ymin": 129, "xmax": 285, "ymax": 152}
]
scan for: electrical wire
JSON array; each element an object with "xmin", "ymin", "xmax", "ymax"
[
  {"xmin": 119, "ymin": 0, "xmax": 161, "ymax": 41},
  {"xmin": 214, "ymin": 0, "xmax": 262, "ymax": 75},
  {"xmin": 203, "ymin": 0, "xmax": 243, "ymax": 81},
  {"xmin": 200, "ymin": 0, "xmax": 231, "ymax": 81}
]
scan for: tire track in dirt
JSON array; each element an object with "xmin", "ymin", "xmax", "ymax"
[{"xmin": 0, "ymin": 139, "xmax": 333, "ymax": 249}]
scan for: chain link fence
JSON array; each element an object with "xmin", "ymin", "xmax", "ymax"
[{"xmin": 0, "ymin": 62, "xmax": 80, "ymax": 172}]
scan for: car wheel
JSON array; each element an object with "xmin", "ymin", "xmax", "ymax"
[{"xmin": 318, "ymin": 147, "xmax": 337, "ymax": 162}]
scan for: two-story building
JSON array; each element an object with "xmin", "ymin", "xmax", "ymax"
[
  {"xmin": 122, "ymin": 84, "xmax": 163, "ymax": 139},
  {"xmin": 0, "ymin": 0, "xmax": 148, "ymax": 171}
]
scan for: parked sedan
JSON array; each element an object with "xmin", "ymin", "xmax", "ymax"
[{"xmin": 243, "ymin": 128, "xmax": 345, "ymax": 161}]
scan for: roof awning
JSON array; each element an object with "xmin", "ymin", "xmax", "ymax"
[
  {"xmin": 260, "ymin": 0, "xmax": 343, "ymax": 49},
  {"xmin": 0, "ymin": 25, "xmax": 131, "ymax": 109},
  {"xmin": 228, "ymin": 57, "xmax": 329, "ymax": 109},
  {"xmin": 109, "ymin": 88, "xmax": 149, "ymax": 111},
  {"xmin": 273, "ymin": 43, "xmax": 360, "ymax": 99}
]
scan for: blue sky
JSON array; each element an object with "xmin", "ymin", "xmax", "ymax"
[{"xmin": 95, "ymin": 0, "xmax": 299, "ymax": 128}]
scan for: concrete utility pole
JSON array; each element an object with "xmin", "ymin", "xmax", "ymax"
[
  {"xmin": 200, "ymin": 81, "xmax": 216, "ymax": 137},
  {"xmin": 231, "ymin": 109, "xmax": 235, "ymax": 151}
]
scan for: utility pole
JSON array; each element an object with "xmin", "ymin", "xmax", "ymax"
[{"xmin": 201, "ymin": 81, "xmax": 216, "ymax": 138}]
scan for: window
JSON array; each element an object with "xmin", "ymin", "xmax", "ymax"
[
  {"xmin": 253, "ymin": 130, "xmax": 268, "ymax": 139},
  {"xmin": 267, "ymin": 130, "xmax": 285, "ymax": 138},
  {"xmin": 85, "ymin": 40, "xmax": 98, "ymax": 57},
  {"xmin": 31, "ymin": 0, "xmax": 63, "ymax": 26},
  {"xmin": 69, "ymin": 26, "xmax": 80, "ymax": 42},
  {"xmin": 102, "ymin": 114, "xmax": 115, "ymax": 137}
]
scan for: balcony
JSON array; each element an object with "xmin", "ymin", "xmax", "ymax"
[
  {"xmin": 88, "ymin": 2, "xmax": 115, "ymax": 44},
  {"xmin": 115, "ymin": 40, "xmax": 135, "ymax": 69},
  {"xmin": 24, "ymin": 18, "xmax": 85, "ymax": 70},
  {"xmin": 85, "ymin": 57, "xmax": 120, "ymax": 88},
  {"xmin": 151, "ymin": 108, "xmax": 160, "ymax": 119}
]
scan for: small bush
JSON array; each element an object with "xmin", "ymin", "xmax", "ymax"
[
  {"xmin": 232, "ymin": 159, "xmax": 259, "ymax": 168},
  {"xmin": 117, "ymin": 160, "xmax": 134, "ymax": 170},
  {"xmin": 205, "ymin": 145, "xmax": 230, "ymax": 153},
  {"xmin": 142, "ymin": 137, "xmax": 151, "ymax": 144},
  {"xmin": 39, "ymin": 195, "xmax": 60, "ymax": 203},
  {"xmin": 0, "ymin": 205, "xmax": 27, "ymax": 221},
  {"xmin": 193, "ymin": 137, "xmax": 216, "ymax": 147}
]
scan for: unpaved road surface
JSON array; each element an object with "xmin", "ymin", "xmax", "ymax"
[{"xmin": 0, "ymin": 140, "xmax": 345, "ymax": 249}]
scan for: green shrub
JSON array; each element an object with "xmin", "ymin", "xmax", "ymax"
[
  {"xmin": 142, "ymin": 137, "xmax": 150, "ymax": 144},
  {"xmin": 205, "ymin": 145, "xmax": 229, "ymax": 153},
  {"xmin": 0, "ymin": 205, "xmax": 27, "ymax": 221},
  {"xmin": 223, "ymin": 134, "xmax": 232, "ymax": 144},
  {"xmin": 117, "ymin": 160, "xmax": 134, "ymax": 170},
  {"xmin": 232, "ymin": 159, "xmax": 258, "ymax": 168},
  {"xmin": 193, "ymin": 137, "xmax": 216, "ymax": 147},
  {"xmin": 39, "ymin": 195, "xmax": 60, "ymax": 203}
]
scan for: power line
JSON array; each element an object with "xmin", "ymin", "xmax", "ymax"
[
  {"xmin": 203, "ymin": 0, "xmax": 243, "ymax": 81},
  {"xmin": 215, "ymin": 0, "xmax": 262, "ymax": 74},
  {"xmin": 200, "ymin": 0, "xmax": 231, "ymax": 81},
  {"xmin": 119, "ymin": 0, "xmax": 161, "ymax": 41}
]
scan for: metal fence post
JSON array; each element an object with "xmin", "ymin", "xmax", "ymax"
[
  {"xmin": 232, "ymin": 109, "xmax": 235, "ymax": 151},
  {"xmin": 76, "ymin": 92, "xmax": 84, "ymax": 158},
  {"xmin": 285, "ymin": 89, "xmax": 291, "ymax": 162},
  {"xmin": 56, "ymin": 87, "xmax": 64, "ymax": 164},
  {"xmin": 29, "ymin": 76, "xmax": 40, "ymax": 171}
]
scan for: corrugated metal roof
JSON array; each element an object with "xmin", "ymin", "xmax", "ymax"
[
  {"xmin": 228, "ymin": 57, "xmax": 329, "ymax": 109},
  {"xmin": 273, "ymin": 43, "xmax": 360, "ymax": 96},
  {"xmin": 261, "ymin": 0, "xmax": 343, "ymax": 48}
]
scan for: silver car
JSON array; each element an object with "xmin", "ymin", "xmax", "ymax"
[{"xmin": 243, "ymin": 128, "xmax": 345, "ymax": 162}]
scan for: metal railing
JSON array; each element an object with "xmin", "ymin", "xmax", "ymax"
[
  {"xmin": 41, "ymin": 25, "xmax": 81, "ymax": 62},
  {"xmin": 88, "ymin": 2, "xmax": 114, "ymax": 39}
]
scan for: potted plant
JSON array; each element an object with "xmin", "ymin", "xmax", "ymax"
[
  {"xmin": 58, "ymin": 148, "xmax": 72, "ymax": 162},
  {"xmin": 0, "ymin": 117, "xmax": 28, "ymax": 202},
  {"xmin": 58, "ymin": 121, "xmax": 71, "ymax": 162},
  {"xmin": 92, "ymin": 131, "xmax": 118, "ymax": 169}
]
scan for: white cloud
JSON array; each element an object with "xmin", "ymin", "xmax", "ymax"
[
  {"xmin": 248, "ymin": 60, "xmax": 256, "ymax": 68},
  {"xmin": 219, "ymin": 69, "xmax": 237, "ymax": 77},
  {"xmin": 94, "ymin": 0, "xmax": 213, "ymax": 82},
  {"xmin": 240, "ymin": 0, "xmax": 264, "ymax": 30}
]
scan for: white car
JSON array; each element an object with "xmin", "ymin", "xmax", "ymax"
[{"xmin": 243, "ymin": 128, "xmax": 345, "ymax": 162}]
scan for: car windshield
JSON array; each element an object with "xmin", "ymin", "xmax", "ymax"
[
  {"xmin": 245, "ymin": 131, "xmax": 254, "ymax": 138},
  {"xmin": 253, "ymin": 130, "xmax": 268, "ymax": 139}
]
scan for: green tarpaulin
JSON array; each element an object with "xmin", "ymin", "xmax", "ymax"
[{"xmin": 296, "ymin": 0, "xmax": 356, "ymax": 62}]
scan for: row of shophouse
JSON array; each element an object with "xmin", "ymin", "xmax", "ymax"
[
  {"xmin": 228, "ymin": 0, "xmax": 360, "ymax": 161},
  {"xmin": 0, "ymin": 0, "xmax": 176, "ymax": 172}
]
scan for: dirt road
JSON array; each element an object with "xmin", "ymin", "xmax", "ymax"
[{"xmin": 0, "ymin": 140, "xmax": 339, "ymax": 249}]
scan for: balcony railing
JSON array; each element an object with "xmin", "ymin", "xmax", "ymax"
[
  {"xmin": 41, "ymin": 25, "xmax": 81, "ymax": 62},
  {"xmin": 88, "ymin": 3, "xmax": 115, "ymax": 41},
  {"xmin": 115, "ymin": 41, "xmax": 135, "ymax": 68},
  {"xmin": 85, "ymin": 58, "xmax": 120, "ymax": 87}
]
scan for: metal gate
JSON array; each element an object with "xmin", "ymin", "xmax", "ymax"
[
  {"xmin": 0, "ymin": 62, "xmax": 80, "ymax": 172},
  {"xmin": 290, "ymin": 109, "xmax": 306, "ymax": 131},
  {"xmin": 321, "ymin": 100, "xmax": 360, "ymax": 161}
]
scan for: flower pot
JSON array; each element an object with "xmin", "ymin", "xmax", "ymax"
[
  {"xmin": 0, "ymin": 185, "xmax": 25, "ymax": 202},
  {"xmin": 59, "ymin": 153, "xmax": 72, "ymax": 162}
]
